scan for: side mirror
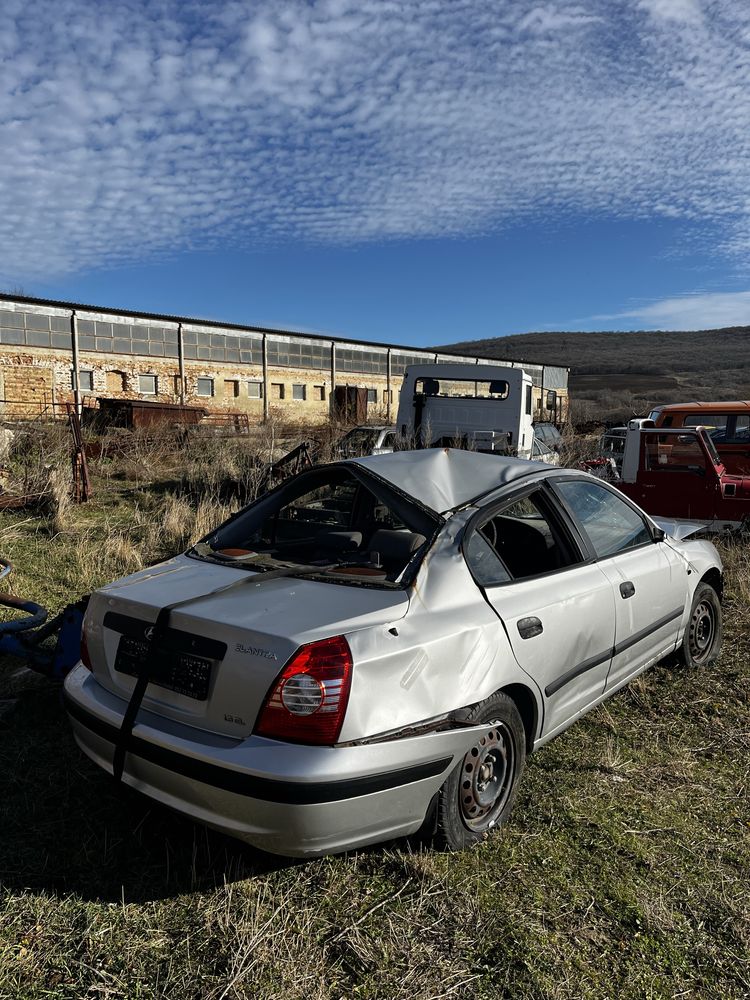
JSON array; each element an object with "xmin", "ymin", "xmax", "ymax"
[{"xmin": 652, "ymin": 527, "xmax": 666, "ymax": 542}]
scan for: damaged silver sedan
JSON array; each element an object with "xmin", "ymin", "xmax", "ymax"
[{"xmin": 64, "ymin": 449, "xmax": 723, "ymax": 857}]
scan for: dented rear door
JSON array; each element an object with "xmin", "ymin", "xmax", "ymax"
[{"xmin": 483, "ymin": 564, "xmax": 616, "ymax": 737}]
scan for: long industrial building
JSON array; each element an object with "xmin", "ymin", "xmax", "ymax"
[{"xmin": 0, "ymin": 294, "xmax": 569, "ymax": 425}]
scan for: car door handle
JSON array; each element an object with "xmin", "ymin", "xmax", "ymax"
[
  {"xmin": 620, "ymin": 581, "xmax": 635, "ymax": 599},
  {"xmin": 517, "ymin": 616, "xmax": 543, "ymax": 639}
]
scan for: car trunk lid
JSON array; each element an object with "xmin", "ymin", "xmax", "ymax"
[{"xmin": 84, "ymin": 554, "xmax": 409, "ymax": 739}]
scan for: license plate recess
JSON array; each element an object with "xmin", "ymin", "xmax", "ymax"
[
  {"xmin": 105, "ymin": 612, "xmax": 227, "ymax": 702},
  {"xmin": 115, "ymin": 636, "xmax": 214, "ymax": 700}
]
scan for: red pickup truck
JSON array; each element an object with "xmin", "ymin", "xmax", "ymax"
[
  {"xmin": 613, "ymin": 420, "xmax": 750, "ymax": 532},
  {"xmin": 649, "ymin": 401, "xmax": 750, "ymax": 475}
]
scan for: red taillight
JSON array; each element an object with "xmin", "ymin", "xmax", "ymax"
[
  {"xmin": 80, "ymin": 628, "xmax": 92, "ymax": 671},
  {"xmin": 255, "ymin": 635, "xmax": 352, "ymax": 745}
]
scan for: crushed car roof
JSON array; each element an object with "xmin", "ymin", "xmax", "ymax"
[{"xmin": 348, "ymin": 448, "xmax": 545, "ymax": 514}]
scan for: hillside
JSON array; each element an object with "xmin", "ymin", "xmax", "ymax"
[{"xmin": 439, "ymin": 328, "xmax": 750, "ymax": 421}]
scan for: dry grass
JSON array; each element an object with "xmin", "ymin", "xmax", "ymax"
[
  {"xmin": 155, "ymin": 493, "xmax": 240, "ymax": 552},
  {"xmin": 1, "ymin": 424, "xmax": 72, "ymax": 510},
  {"xmin": 557, "ymin": 428, "xmax": 602, "ymax": 467},
  {"xmin": 41, "ymin": 462, "xmax": 73, "ymax": 534}
]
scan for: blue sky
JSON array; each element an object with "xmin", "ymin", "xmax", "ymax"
[{"xmin": 3, "ymin": 0, "xmax": 750, "ymax": 346}]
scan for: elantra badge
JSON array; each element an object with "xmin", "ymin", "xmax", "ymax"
[{"xmin": 235, "ymin": 642, "xmax": 278, "ymax": 660}]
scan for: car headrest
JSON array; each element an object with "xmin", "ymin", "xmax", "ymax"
[
  {"xmin": 315, "ymin": 530, "xmax": 363, "ymax": 553},
  {"xmin": 368, "ymin": 529, "xmax": 427, "ymax": 564}
]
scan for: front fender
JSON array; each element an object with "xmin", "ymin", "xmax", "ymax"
[{"xmin": 675, "ymin": 538, "xmax": 723, "ymax": 592}]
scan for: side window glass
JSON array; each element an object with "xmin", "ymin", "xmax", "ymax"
[
  {"xmin": 465, "ymin": 531, "xmax": 511, "ymax": 586},
  {"xmin": 557, "ymin": 481, "xmax": 651, "ymax": 558},
  {"xmin": 728, "ymin": 415, "xmax": 750, "ymax": 443},
  {"xmin": 642, "ymin": 434, "xmax": 708, "ymax": 476},
  {"xmin": 684, "ymin": 413, "xmax": 728, "ymax": 437},
  {"xmin": 465, "ymin": 491, "xmax": 574, "ymax": 584}
]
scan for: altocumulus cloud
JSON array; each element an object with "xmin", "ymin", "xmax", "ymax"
[
  {"xmin": 593, "ymin": 291, "xmax": 750, "ymax": 330},
  {"xmin": 2, "ymin": 0, "xmax": 750, "ymax": 282}
]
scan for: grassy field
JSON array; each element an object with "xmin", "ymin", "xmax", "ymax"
[{"xmin": 0, "ymin": 436, "xmax": 748, "ymax": 999}]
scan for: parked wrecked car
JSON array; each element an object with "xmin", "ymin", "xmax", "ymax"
[
  {"xmin": 649, "ymin": 401, "xmax": 750, "ymax": 475},
  {"xmin": 333, "ymin": 425, "xmax": 397, "ymax": 458},
  {"xmin": 600, "ymin": 425, "xmax": 627, "ymax": 473},
  {"xmin": 531, "ymin": 435, "xmax": 560, "ymax": 465},
  {"xmin": 532, "ymin": 421, "xmax": 563, "ymax": 453},
  {"xmin": 64, "ymin": 449, "xmax": 723, "ymax": 857},
  {"xmin": 616, "ymin": 420, "xmax": 750, "ymax": 533}
]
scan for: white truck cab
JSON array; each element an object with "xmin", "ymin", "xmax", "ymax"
[{"xmin": 396, "ymin": 364, "xmax": 535, "ymax": 458}]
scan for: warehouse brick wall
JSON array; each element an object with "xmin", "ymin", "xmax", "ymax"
[{"xmin": 0, "ymin": 296, "xmax": 568, "ymax": 426}]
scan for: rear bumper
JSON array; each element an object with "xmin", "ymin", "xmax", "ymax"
[{"xmin": 63, "ymin": 666, "xmax": 481, "ymax": 857}]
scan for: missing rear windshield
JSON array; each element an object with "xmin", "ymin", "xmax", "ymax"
[{"xmin": 191, "ymin": 465, "xmax": 439, "ymax": 586}]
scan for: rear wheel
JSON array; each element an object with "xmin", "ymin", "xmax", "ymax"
[
  {"xmin": 435, "ymin": 692, "xmax": 526, "ymax": 850},
  {"xmin": 678, "ymin": 583, "xmax": 722, "ymax": 668}
]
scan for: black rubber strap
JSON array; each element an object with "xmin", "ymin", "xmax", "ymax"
[{"xmin": 112, "ymin": 602, "xmax": 173, "ymax": 783}]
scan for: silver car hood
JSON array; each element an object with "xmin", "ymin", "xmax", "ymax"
[
  {"xmin": 85, "ymin": 553, "xmax": 409, "ymax": 738},
  {"xmin": 651, "ymin": 517, "xmax": 709, "ymax": 540}
]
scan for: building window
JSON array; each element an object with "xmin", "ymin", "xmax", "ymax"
[
  {"xmin": 224, "ymin": 379, "xmax": 240, "ymax": 398},
  {"xmin": 172, "ymin": 375, "xmax": 182, "ymax": 396},
  {"xmin": 138, "ymin": 374, "xmax": 157, "ymax": 395},
  {"xmin": 247, "ymin": 381, "xmax": 263, "ymax": 399},
  {"xmin": 314, "ymin": 385, "xmax": 326, "ymax": 401},
  {"xmin": 272, "ymin": 383, "xmax": 285, "ymax": 400},
  {"xmin": 196, "ymin": 377, "xmax": 214, "ymax": 397},
  {"xmin": 366, "ymin": 388, "xmax": 377, "ymax": 404},
  {"xmin": 292, "ymin": 384, "xmax": 306, "ymax": 401},
  {"xmin": 71, "ymin": 370, "xmax": 94, "ymax": 392}
]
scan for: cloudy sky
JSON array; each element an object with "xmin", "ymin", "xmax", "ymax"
[{"xmin": 2, "ymin": 0, "xmax": 750, "ymax": 343}]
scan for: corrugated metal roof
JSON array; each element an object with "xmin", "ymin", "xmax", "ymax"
[{"xmin": 0, "ymin": 293, "xmax": 570, "ymax": 372}]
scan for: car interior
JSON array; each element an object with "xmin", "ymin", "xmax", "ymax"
[
  {"xmin": 203, "ymin": 467, "xmax": 435, "ymax": 583},
  {"xmin": 466, "ymin": 492, "xmax": 576, "ymax": 585}
]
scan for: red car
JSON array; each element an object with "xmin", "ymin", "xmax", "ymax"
[
  {"xmin": 649, "ymin": 402, "xmax": 750, "ymax": 475},
  {"xmin": 615, "ymin": 421, "xmax": 750, "ymax": 532}
]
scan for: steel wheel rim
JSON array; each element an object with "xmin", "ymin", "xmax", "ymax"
[
  {"xmin": 459, "ymin": 722, "xmax": 515, "ymax": 831},
  {"xmin": 689, "ymin": 600, "xmax": 715, "ymax": 663}
]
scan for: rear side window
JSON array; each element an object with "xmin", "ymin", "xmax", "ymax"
[
  {"xmin": 556, "ymin": 481, "xmax": 652, "ymax": 558},
  {"xmin": 684, "ymin": 413, "xmax": 728, "ymax": 435},
  {"xmin": 684, "ymin": 413, "xmax": 750, "ymax": 443},
  {"xmin": 465, "ymin": 490, "xmax": 577, "ymax": 585}
]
